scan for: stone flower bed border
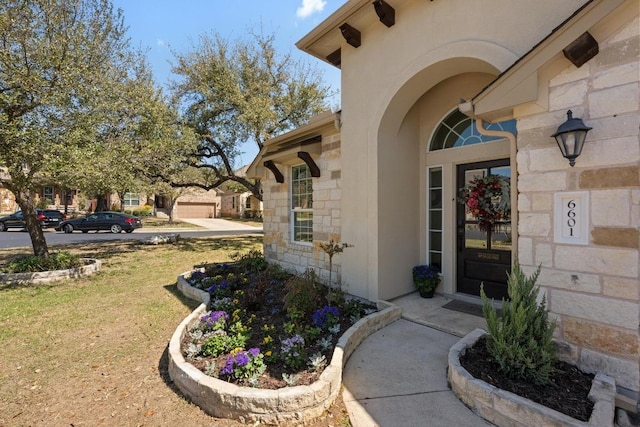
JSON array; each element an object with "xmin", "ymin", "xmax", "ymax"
[
  {"xmin": 448, "ymin": 328, "xmax": 617, "ymax": 427},
  {"xmin": 0, "ymin": 258, "xmax": 102, "ymax": 285},
  {"xmin": 170, "ymin": 270, "xmax": 402, "ymax": 424}
]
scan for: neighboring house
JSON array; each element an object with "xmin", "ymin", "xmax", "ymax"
[
  {"xmin": 219, "ymin": 165, "xmax": 264, "ymax": 218},
  {"xmin": 161, "ymin": 188, "xmax": 223, "ymax": 219},
  {"xmin": 0, "ymin": 167, "xmax": 17, "ymax": 213},
  {"xmin": 0, "ymin": 179, "xmax": 80, "ymax": 214},
  {"xmin": 248, "ymin": 0, "xmax": 639, "ymax": 408}
]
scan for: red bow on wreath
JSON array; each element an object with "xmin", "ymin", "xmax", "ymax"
[{"xmin": 459, "ymin": 174, "xmax": 510, "ymax": 233}]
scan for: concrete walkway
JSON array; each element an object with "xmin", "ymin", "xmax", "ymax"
[{"xmin": 343, "ymin": 293, "xmax": 492, "ymax": 427}]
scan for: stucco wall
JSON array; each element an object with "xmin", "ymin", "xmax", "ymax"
[
  {"xmin": 515, "ymin": 16, "xmax": 640, "ymax": 392},
  {"xmin": 338, "ymin": 0, "xmax": 588, "ymax": 302}
]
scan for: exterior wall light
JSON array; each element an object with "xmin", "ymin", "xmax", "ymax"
[{"xmin": 551, "ymin": 110, "xmax": 592, "ymax": 167}]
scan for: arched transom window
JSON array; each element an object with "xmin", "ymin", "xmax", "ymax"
[{"xmin": 429, "ymin": 109, "xmax": 516, "ymax": 151}]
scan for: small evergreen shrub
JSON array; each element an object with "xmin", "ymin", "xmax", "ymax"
[{"xmin": 481, "ymin": 263, "xmax": 556, "ymax": 385}]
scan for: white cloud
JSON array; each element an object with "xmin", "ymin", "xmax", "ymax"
[
  {"xmin": 156, "ymin": 39, "xmax": 166, "ymax": 47},
  {"xmin": 296, "ymin": 0, "xmax": 326, "ymax": 19}
]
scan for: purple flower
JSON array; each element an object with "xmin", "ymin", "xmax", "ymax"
[
  {"xmin": 200, "ymin": 311, "xmax": 229, "ymax": 328},
  {"xmin": 413, "ymin": 265, "xmax": 439, "ymax": 282},
  {"xmin": 248, "ymin": 348, "xmax": 260, "ymax": 357},
  {"xmin": 235, "ymin": 352, "xmax": 250, "ymax": 367},
  {"xmin": 189, "ymin": 271, "xmax": 206, "ymax": 283},
  {"xmin": 312, "ymin": 306, "xmax": 340, "ymax": 328},
  {"xmin": 281, "ymin": 335, "xmax": 305, "ymax": 353},
  {"xmin": 220, "ymin": 356, "xmax": 235, "ymax": 375}
]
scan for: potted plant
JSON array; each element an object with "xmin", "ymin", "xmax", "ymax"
[{"xmin": 412, "ymin": 264, "xmax": 440, "ymax": 298}]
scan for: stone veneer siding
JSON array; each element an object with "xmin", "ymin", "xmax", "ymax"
[
  {"xmin": 262, "ymin": 133, "xmax": 342, "ymax": 283},
  {"xmin": 515, "ymin": 17, "xmax": 639, "ymax": 393}
]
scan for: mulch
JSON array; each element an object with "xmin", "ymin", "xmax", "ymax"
[{"xmin": 459, "ymin": 336, "xmax": 595, "ymax": 422}]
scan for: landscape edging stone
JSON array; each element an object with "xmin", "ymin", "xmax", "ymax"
[
  {"xmin": 448, "ymin": 328, "xmax": 617, "ymax": 427},
  {"xmin": 0, "ymin": 258, "xmax": 102, "ymax": 285},
  {"xmin": 169, "ymin": 270, "xmax": 401, "ymax": 423}
]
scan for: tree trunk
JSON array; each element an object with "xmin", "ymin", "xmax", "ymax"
[
  {"xmin": 16, "ymin": 190, "xmax": 49, "ymax": 258},
  {"xmin": 62, "ymin": 187, "xmax": 69, "ymax": 216},
  {"xmin": 117, "ymin": 191, "xmax": 126, "ymax": 212},
  {"xmin": 96, "ymin": 195, "xmax": 108, "ymax": 212},
  {"xmin": 168, "ymin": 196, "xmax": 176, "ymax": 224}
]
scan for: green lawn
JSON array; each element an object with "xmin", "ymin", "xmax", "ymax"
[{"xmin": 0, "ymin": 237, "xmax": 265, "ymax": 426}]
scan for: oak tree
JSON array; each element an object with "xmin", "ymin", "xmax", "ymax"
[{"xmin": 169, "ymin": 31, "xmax": 333, "ymax": 200}]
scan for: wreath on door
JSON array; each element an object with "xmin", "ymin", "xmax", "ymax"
[{"xmin": 459, "ymin": 174, "xmax": 511, "ymax": 233}]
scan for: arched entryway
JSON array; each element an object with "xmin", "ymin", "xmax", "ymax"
[{"xmin": 373, "ymin": 70, "xmax": 516, "ymax": 301}]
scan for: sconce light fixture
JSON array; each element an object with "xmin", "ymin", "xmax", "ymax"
[{"xmin": 551, "ymin": 110, "xmax": 592, "ymax": 167}]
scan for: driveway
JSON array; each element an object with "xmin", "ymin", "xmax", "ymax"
[{"xmin": 179, "ymin": 218, "xmax": 263, "ymax": 232}]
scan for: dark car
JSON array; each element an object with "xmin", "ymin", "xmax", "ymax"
[
  {"xmin": 56, "ymin": 211, "xmax": 142, "ymax": 234},
  {"xmin": 0, "ymin": 209, "xmax": 66, "ymax": 231},
  {"xmin": 38, "ymin": 209, "xmax": 66, "ymax": 228}
]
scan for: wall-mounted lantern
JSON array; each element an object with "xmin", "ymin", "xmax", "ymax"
[{"xmin": 551, "ymin": 110, "xmax": 592, "ymax": 167}]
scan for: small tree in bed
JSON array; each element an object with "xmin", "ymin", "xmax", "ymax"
[{"xmin": 481, "ymin": 263, "xmax": 556, "ymax": 385}]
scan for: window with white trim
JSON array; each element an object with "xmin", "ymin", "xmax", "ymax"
[
  {"xmin": 124, "ymin": 192, "xmax": 140, "ymax": 207},
  {"xmin": 291, "ymin": 164, "xmax": 313, "ymax": 243},
  {"xmin": 43, "ymin": 187, "xmax": 54, "ymax": 203},
  {"xmin": 427, "ymin": 167, "xmax": 442, "ymax": 269},
  {"xmin": 429, "ymin": 109, "xmax": 517, "ymax": 151}
]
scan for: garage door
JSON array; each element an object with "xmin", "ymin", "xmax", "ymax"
[{"xmin": 177, "ymin": 202, "xmax": 216, "ymax": 218}]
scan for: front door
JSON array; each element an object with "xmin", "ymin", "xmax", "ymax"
[{"xmin": 456, "ymin": 159, "xmax": 511, "ymax": 299}]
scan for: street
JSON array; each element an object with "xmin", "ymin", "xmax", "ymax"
[{"xmin": 0, "ymin": 227, "xmax": 262, "ymax": 250}]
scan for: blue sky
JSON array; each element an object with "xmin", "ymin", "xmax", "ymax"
[{"xmin": 111, "ymin": 0, "xmax": 343, "ymax": 166}]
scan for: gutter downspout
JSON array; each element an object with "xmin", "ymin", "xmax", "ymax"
[{"xmin": 475, "ymin": 118, "xmax": 518, "ymax": 261}]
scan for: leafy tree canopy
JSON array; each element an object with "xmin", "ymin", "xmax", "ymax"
[
  {"xmin": 169, "ymin": 30, "xmax": 333, "ymax": 199},
  {"xmin": 0, "ymin": 0, "xmax": 193, "ymax": 256}
]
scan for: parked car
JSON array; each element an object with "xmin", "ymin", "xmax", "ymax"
[
  {"xmin": 0, "ymin": 209, "xmax": 66, "ymax": 231},
  {"xmin": 56, "ymin": 211, "xmax": 142, "ymax": 234},
  {"xmin": 38, "ymin": 209, "xmax": 67, "ymax": 228}
]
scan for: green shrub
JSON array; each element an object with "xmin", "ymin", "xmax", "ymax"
[
  {"xmin": 37, "ymin": 198, "xmax": 52, "ymax": 209},
  {"xmin": 481, "ymin": 263, "xmax": 556, "ymax": 385},
  {"xmin": 283, "ymin": 269, "xmax": 325, "ymax": 322},
  {"xmin": 232, "ymin": 249, "xmax": 268, "ymax": 272},
  {"xmin": 201, "ymin": 330, "xmax": 248, "ymax": 358},
  {"xmin": 125, "ymin": 205, "xmax": 153, "ymax": 217},
  {"xmin": 1, "ymin": 252, "xmax": 83, "ymax": 273}
]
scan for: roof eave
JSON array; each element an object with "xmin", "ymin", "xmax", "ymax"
[{"xmin": 463, "ymin": 0, "xmax": 629, "ymax": 122}]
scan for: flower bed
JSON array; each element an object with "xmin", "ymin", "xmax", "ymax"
[
  {"xmin": 169, "ymin": 252, "xmax": 401, "ymax": 423},
  {"xmin": 0, "ymin": 258, "xmax": 101, "ymax": 285},
  {"xmin": 448, "ymin": 329, "xmax": 616, "ymax": 427}
]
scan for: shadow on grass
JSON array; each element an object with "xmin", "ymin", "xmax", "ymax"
[
  {"xmin": 163, "ymin": 282, "xmax": 202, "ymax": 311},
  {"xmin": 176, "ymin": 236, "xmax": 262, "ymax": 253},
  {"xmin": 0, "ymin": 281, "xmax": 57, "ymax": 292},
  {"xmin": 157, "ymin": 286, "xmax": 203, "ymax": 408},
  {"xmin": 158, "ymin": 344, "xmax": 195, "ymax": 406},
  {"xmin": 0, "ymin": 240, "xmax": 142, "ymax": 263}
]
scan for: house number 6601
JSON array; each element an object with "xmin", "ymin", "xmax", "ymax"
[
  {"xmin": 566, "ymin": 199, "xmax": 576, "ymax": 236},
  {"xmin": 554, "ymin": 191, "xmax": 589, "ymax": 245}
]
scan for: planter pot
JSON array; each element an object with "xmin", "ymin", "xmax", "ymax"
[
  {"xmin": 448, "ymin": 329, "xmax": 616, "ymax": 427},
  {"xmin": 419, "ymin": 289, "xmax": 435, "ymax": 298}
]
